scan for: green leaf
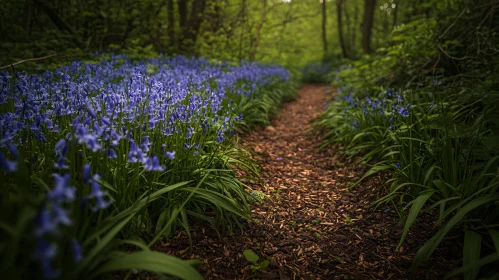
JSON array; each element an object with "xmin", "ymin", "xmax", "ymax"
[
  {"xmin": 243, "ymin": 249, "xmax": 259, "ymax": 264},
  {"xmin": 489, "ymin": 230, "xmax": 499, "ymax": 253},
  {"xmin": 463, "ymin": 230, "xmax": 481, "ymax": 280},
  {"xmin": 397, "ymin": 191, "xmax": 435, "ymax": 250},
  {"xmin": 90, "ymin": 251, "xmax": 203, "ymax": 280},
  {"xmin": 413, "ymin": 194, "xmax": 499, "ymax": 271}
]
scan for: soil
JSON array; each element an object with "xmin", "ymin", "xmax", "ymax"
[{"xmin": 152, "ymin": 84, "xmax": 459, "ymax": 280}]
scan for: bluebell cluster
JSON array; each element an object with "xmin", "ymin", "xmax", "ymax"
[
  {"xmin": 336, "ymin": 87, "xmax": 413, "ymax": 131},
  {"xmin": 0, "ymin": 55, "xmax": 289, "ymax": 279}
]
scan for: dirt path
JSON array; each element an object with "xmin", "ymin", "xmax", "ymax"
[{"xmin": 155, "ymin": 85, "xmax": 455, "ymax": 280}]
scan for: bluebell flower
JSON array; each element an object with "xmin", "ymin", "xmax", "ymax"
[
  {"xmin": 128, "ymin": 141, "xmax": 144, "ymax": 163},
  {"xmin": 398, "ymin": 107, "xmax": 409, "ymax": 117},
  {"xmin": 396, "ymin": 162, "xmax": 401, "ymax": 168},
  {"xmin": 54, "ymin": 157, "xmax": 69, "ymax": 169},
  {"xmin": 101, "ymin": 117, "xmax": 111, "ymax": 126},
  {"xmin": 217, "ymin": 131, "xmax": 225, "ymax": 144},
  {"xmin": 71, "ymin": 237, "xmax": 83, "ymax": 263},
  {"xmin": 0, "ymin": 151, "xmax": 17, "ymax": 172},
  {"xmin": 165, "ymin": 151, "xmax": 175, "ymax": 160},
  {"xmin": 54, "ymin": 139, "xmax": 67, "ymax": 157},
  {"xmin": 86, "ymin": 175, "xmax": 112, "ymax": 212},
  {"xmin": 143, "ymin": 155, "xmax": 165, "ymax": 172},
  {"xmin": 429, "ymin": 102, "xmax": 435, "ymax": 110},
  {"xmin": 35, "ymin": 208, "xmax": 58, "ymax": 236},
  {"xmin": 52, "ymin": 204, "xmax": 72, "ymax": 226},
  {"xmin": 83, "ymin": 164, "xmax": 91, "ymax": 184},
  {"xmin": 140, "ymin": 136, "xmax": 150, "ymax": 152},
  {"xmin": 86, "ymin": 102, "xmax": 97, "ymax": 118},
  {"xmin": 47, "ymin": 174, "xmax": 75, "ymax": 204},
  {"xmin": 186, "ymin": 127, "xmax": 194, "ymax": 139},
  {"xmin": 32, "ymin": 239, "xmax": 60, "ymax": 279},
  {"xmin": 108, "ymin": 149, "xmax": 117, "ymax": 159}
]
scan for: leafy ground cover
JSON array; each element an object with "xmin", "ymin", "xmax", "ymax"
[
  {"xmin": 315, "ymin": 2, "xmax": 499, "ymax": 279},
  {"xmin": 0, "ymin": 55, "xmax": 296, "ymax": 279}
]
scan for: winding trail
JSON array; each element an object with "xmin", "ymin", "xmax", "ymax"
[{"xmin": 155, "ymin": 85, "xmax": 455, "ymax": 280}]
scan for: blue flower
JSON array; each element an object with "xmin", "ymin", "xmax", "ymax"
[
  {"xmin": 35, "ymin": 208, "xmax": 58, "ymax": 236},
  {"xmin": 47, "ymin": 174, "xmax": 75, "ymax": 204},
  {"xmin": 52, "ymin": 204, "xmax": 72, "ymax": 226},
  {"xmin": 140, "ymin": 136, "xmax": 150, "ymax": 152},
  {"xmin": 32, "ymin": 239, "xmax": 60, "ymax": 279},
  {"xmin": 0, "ymin": 151, "xmax": 17, "ymax": 172},
  {"xmin": 70, "ymin": 237, "xmax": 83, "ymax": 263},
  {"xmin": 128, "ymin": 141, "xmax": 144, "ymax": 163},
  {"xmin": 143, "ymin": 155, "xmax": 165, "ymax": 172},
  {"xmin": 165, "ymin": 151, "xmax": 175, "ymax": 160},
  {"xmin": 54, "ymin": 157, "xmax": 69, "ymax": 169},
  {"xmin": 108, "ymin": 149, "xmax": 117, "ymax": 159},
  {"xmin": 398, "ymin": 107, "xmax": 409, "ymax": 117},
  {"xmin": 83, "ymin": 164, "xmax": 91, "ymax": 184},
  {"xmin": 86, "ymin": 175, "xmax": 112, "ymax": 212},
  {"xmin": 54, "ymin": 139, "xmax": 67, "ymax": 157},
  {"xmin": 186, "ymin": 127, "xmax": 194, "ymax": 139},
  {"xmin": 429, "ymin": 102, "xmax": 435, "ymax": 110},
  {"xmin": 396, "ymin": 162, "xmax": 401, "ymax": 168},
  {"xmin": 86, "ymin": 102, "xmax": 97, "ymax": 118},
  {"xmin": 101, "ymin": 117, "xmax": 111, "ymax": 126}
]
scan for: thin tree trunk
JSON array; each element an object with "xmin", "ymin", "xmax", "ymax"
[
  {"xmin": 179, "ymin": 0, "xmax": 188, "ymax": 28},
  {"xmin": 249, "ymin": 0, "xmax": 267, "ymax": 62},
  {"xmin": 393, "ymin": 0, "xmax": 399, "ymax": 27},
  {"xmin": 322, "ymin": 0, "xmax": 328, "ymax": 61},
  {"xmin": 238, "ymin": 0, "xmax": 247, "ymax": 61},
  {"xmin": 352, "ymin": 3, "xmax": 358, "ymax": 51},
  {"xmin": 362, "ymin": 0, "xmax": 376, "ymax": 54},
  {"xmin": 180, "ymin": 0, "xmax": 207, "ymax": 54},
  {"xmin": 167, "ymin": 0, "xmax": 175, "ymax": 51},
  {"xmin": 343, "ymin": 0, "xmax": 350, "ymax": 52},
  {"xmin": 337, "ymin": 0, "xmax": 348, "ymax": 58},
  {"xmin": 278, "ymin": 1, "xmax": 293, "ymax": 57},
  {"xmin": 34, "ymin": 0, "xmax": 82, "ymax": 47}
]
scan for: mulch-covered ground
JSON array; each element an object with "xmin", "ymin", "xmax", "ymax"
[{"xmin": 153, "ymin": 84, "xmax": 459, "ymax": 280}]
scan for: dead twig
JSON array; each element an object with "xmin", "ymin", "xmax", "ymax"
[
  {"xmin": 438, "ymin": 45, "xmax": 473, "ymax": 61},
  {"xmin": 0, "ymin": 53, "xmax": 80, "ymax": 71}
]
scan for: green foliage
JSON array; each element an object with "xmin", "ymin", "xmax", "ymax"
[
  {"xmin": 316, "ymin": 0, "xmax": 499, "ymax": 278},
  {"xmin": 300, "ymin": 63, "xmax": 332, "ymax": 84},
  {"xmin": 243, "ymin": 249, "xmax": 270, "ymax": 272}
]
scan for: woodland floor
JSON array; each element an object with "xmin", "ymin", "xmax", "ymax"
[{"xmin": 153, "ymin": 84, "xmax": 459, "ymax": 280}]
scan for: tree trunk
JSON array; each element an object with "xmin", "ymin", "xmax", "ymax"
[
  {"xmin": 238, "ymin": 0, "xmax": 247, "ymax": 61},
  {"xmin": 362, "ymin": 0, "xmax": 376, "ymax": 54},
  {"xmin": 351, "ymin": 3, "xmax": 358, "ymax": 51},
  {"xmin": 167, "ymin": 0, "xmax": 175, "ymax": 51},
  {"xmin": 343, "ymin": 0, "xmax": 350, "ymax": 52},
  {"xmin": 179, "ymin": 0, "xmax": 188, "ymax": 28},
  {"xmin": 393, "ymin": 0, "xmax": 399, "ymax": 27},
  {"xmin": 34, "ymin": 0, "xmax": 82, "ymax": 47},
  {"xmin": 180, "ymin": 0, "xmax": 207, "ymax": 54},
  {"xmin": 249, "ymin": 0, "xmax": 267, "ymax": 62},
  {"xmin": 337, "ymin": 0, "xmax": 348, "ymax": 58},
  {"xmin": 322, "ymin": 0, "xmax": 328, "ymax": 61}
]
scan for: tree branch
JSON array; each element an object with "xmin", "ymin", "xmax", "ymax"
[{"xmin": 0, "ymin": 53, "xmax": 80, "ymax": 71}]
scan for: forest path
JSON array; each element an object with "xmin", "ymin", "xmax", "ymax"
[{"xmin": 154, "ymin": 85, "xmax": 453, "ymax": 280}]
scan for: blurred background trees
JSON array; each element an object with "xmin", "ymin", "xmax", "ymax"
[{"xmin": 1, "ymin": 0, "xmax": 445, "ymax": 70}]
